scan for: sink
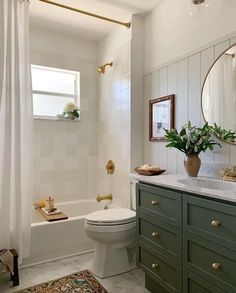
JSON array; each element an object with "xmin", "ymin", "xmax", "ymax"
[{"xmin": 177, "ymin": 178, "xmax": 236, "ymax": 191}]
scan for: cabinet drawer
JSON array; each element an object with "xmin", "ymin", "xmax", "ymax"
[
  {"xmin": 137, "ymin": 183, "xmax": 181, "ymax": 227},
  {"xmin": 138, "ymin": 243, "xmax": 182, "ymax": 293},
  {"xmin": 138, "ymin": 214, "xmax": 181, "ymax": 263},
  {"xmin": 183, "ymin": 232, "xmax": 236, "ymax": 293},
  {"xmin": 183, "ymin": 194, "xmax": 236, "ymax": 251},
  {"xmin": 183, "ymin": 269, "xmax": 226, "ymax": 293}
]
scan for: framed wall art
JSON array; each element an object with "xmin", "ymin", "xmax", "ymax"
[{"xmin": 149, "ymin": 94, "xmax": 175, "ymax": 141}]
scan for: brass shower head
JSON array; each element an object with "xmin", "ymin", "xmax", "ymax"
[{"xmin": 97, "ymin": 62, "xmax": 113, "ymax": 74}]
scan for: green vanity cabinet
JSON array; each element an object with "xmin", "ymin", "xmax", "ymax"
[{"xmin": 136, "ymin": 182, "xmax": 236, "ymax": 293}]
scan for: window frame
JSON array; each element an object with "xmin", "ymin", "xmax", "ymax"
[{"xmin": 31, "ymin": 64, "xmax": 80, "ymax": 120}]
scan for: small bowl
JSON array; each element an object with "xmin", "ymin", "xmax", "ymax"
[{"xmin": 134, "ymin": 167, "xmax": 166, "ymax": 176}]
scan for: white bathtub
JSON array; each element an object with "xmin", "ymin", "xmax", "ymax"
[{"xmin": 23, "ymin": 199, "xmax": 105, "ymax": 266}]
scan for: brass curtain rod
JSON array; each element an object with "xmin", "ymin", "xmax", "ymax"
[{"xmin": 39, "ymin": 0, "xmax": 131, "ymax": 28}]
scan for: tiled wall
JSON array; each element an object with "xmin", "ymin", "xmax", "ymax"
[
  {"xmin": 30, "ymin": 27, "xmax": 99, "ymax": 203},
  {"xmin": 143, "ymin": 35, "xmax": 236, "ymax": 176},
  {"xmin": 97, "ymin": 38, "xmax": 131, "ymax": 208}
]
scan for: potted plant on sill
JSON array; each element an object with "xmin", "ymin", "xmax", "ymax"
[
  {"xmin": 63, "ymin": 102, "xmax": 80, "ymax": 120},
  {"xmin": 164, "ymin": 121, "xmax": 236, "ymax": 177}
]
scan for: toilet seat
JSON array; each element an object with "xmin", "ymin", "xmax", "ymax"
[{"xmin": 85, "ymin": 208, "xmax": 136, "ymax": 226}]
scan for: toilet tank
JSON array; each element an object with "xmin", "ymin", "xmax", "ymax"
[{"xmin": 130, "ymin": 179, "xmax": 138, "ymax": 211}]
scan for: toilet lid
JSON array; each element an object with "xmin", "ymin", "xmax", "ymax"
[{"xmin": 85, "ymin": 208, "xmax": 136, "ymax": 225}]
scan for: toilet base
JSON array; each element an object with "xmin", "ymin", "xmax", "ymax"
[{"xmin": 91, "ymin": 241, "xmax": 136, "ymax": 278}]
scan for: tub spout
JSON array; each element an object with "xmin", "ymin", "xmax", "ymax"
[{"xmin": 96, "ymin": 194, "xmax": 113, "ymax": 202}]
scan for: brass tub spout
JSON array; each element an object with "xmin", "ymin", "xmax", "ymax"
[{"xmin": 96, "ymin": 194, "xmax": 113, "ymax": 202}]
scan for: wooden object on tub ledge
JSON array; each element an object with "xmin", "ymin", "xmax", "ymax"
[
  {"xmin": 37, "ymin": 208, "xmax": 68, "ymax": 222},
  {"xmin": 134, "ymin": 165, "xmax": 166, "ymax": 176}
]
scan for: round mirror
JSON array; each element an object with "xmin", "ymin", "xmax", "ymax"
[{"xmin": 202, "ymin": 44, "xmax": 236, "ymax": 144}]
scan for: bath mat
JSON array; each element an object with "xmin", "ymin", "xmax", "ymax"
[{"xmin": 16, "ymin": 270, "xmax": 108, "ymax": 293}]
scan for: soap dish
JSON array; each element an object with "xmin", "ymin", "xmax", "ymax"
[{"xmin": 134, "ymin": 167, "xmax": 166, "ymax": 176}]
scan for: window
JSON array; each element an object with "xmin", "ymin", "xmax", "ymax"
[{"xmin": 31, "ymin": 65, "xmax": 80, "ymax": 118}]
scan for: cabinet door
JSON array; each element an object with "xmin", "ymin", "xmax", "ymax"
[
  {"xmin": 137, "ymin": 213, "xmax": 182, "ymax": 263},
  {"xmin": 183, "ymin": 194, "xmax": 236, "ymax": 251},
  {"xmin": 183, "ymin": 231, "xmax": 236, "ymax": 293},
  {"xmin": 138, "ymin": 242, "xmax": 182, "ymax": 293},
  {"xmin": 183, "ymin": 270, "xmax": 226, "ymax": 293},
  {"xmin": 137, "ymin": 183, "xmax": 182, "ymax": 227}
]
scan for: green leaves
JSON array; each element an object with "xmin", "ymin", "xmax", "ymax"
[{"xmin": 164, "ymin": 121, "xmax": 228, "ymax": 155}]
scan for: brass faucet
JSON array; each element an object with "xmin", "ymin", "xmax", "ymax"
[
  {"xmin": 220, "ymin": 166, "xmax": 236, "ymax": 182},
  {"xmin": 96, "ymin": 194, "xmax": 113, "ymax": 202}
]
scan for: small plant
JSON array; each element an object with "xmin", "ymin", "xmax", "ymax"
[
  {"xmin": 63, "ymin": 102, "xmax": 80, "ymax": 119},
  {"xmin": 212, "ymin": 123, "xmax": 236, "ymax": 142},
  {"xmin": 164, "ymin": 121, "xmax": 221, "ymax": 155}
]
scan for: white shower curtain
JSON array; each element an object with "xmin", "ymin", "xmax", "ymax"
[
  {"xmin": 205, "ymin": 54, "xmax": 236, "ymax": 130},
  {"xmin": 0, "ymin": 0, "xmax": 33, "ymax": 262}
]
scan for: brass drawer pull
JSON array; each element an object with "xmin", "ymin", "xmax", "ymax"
[
  {"xmin": 151, "ymin": 200, "xmax": 159, "ymax": 206},
  {"xmin": 151, "ymin": 232, "xmax": 160, "ymax": 238},
  {"xmin": 212, "ymin": 262, "xmax": 222, "ymax": 271},
  {"xmin": 152, "ymin": 263, "xmax": 159, "ymax": 269},
  {"xmin": 211, "ymin": 219, "xmax": 221, "ymax": 227}
]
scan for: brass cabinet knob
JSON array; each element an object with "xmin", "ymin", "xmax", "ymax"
[
  {"xmin": 152, "ymin": 263, "xmax": 159, "ymax": 269},
  {"xmin": 211, "ymin": 262, "xmax": 222, "ymax": 271},
  {"xmin": 151, "ymin": 200, "xmax": 159, "ymax": 206},
  {"xmin": 151, "ymin": 232, "xmax": 160, "ymax": 238},
  {"xmin": 211, "ymin": 219, "xmax": 221, "ymax": 227}
]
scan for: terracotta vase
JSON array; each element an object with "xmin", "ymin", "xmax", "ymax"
[{"xmin": 184, "ymin": 154, "xmax": 201, "ymax": 177}]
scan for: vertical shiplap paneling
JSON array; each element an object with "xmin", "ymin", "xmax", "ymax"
[
  {"xmin": 188, "ymin": 53, "xmax": 201, "ymax": 126},
  {"xmin": 150, "ymin": 71, "xmax": 160, "ymax": 165},
  {"xmin": 144, "ymin": 35, "xmax": 236, "ymax": 173},
  {"xmin": 214, "ymin": 40, "xmax": 231, "ymax": 164},
  {"xmin": 143, "ymin": 74, "xmax": 152, "ymax": 163},
  {"xmin": 176, "ymin": 58, "xmax": 189, "ymax": 129},
  {"xmin": 152, "ymin": 71, "xmax": 159, "ymax": 98},
  {"xmin": 157, "ymin": 67, "xmax": 168, "ymax": 169},
  {"xmin": 167, "ymin": 63, "xmax": 178, "ymax": 173},
  {"xmin": 176, "ymin": 58, "xmax": 189, "ymax": 174},
  {"xmin": 200, "ymin": 47, "xmax": 215, "ymax": 164}
]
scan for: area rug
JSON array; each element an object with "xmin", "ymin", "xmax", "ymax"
[{"xmin": 16, "ymin": 270, "xmax": 108, "ymax": 293}]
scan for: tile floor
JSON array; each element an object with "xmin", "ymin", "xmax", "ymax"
[{"xmin": 0, "ymin": 252, "xmax": 150, "ymax": 293}]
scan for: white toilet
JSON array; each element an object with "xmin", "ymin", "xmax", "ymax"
[{"xmin": 84, "ymin": 192, "xmax": 137, "ymax": 278}]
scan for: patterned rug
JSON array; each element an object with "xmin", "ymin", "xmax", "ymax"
[{"xmin": 16, "ymin": 270, "xmax": 108, "ymax": 293}]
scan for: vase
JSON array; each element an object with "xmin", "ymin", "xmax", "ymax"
[
  {"xmin": 67, "ymin": 113, "xmax": 76, "ymax": 120},
  {"xmin": 184, "ymin": 154, "xmax": 201, "ymax": 177}
]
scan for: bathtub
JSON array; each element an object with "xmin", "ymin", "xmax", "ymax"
[{"xmin": 23, "ymin": 199, "xmax": 105, "ymax": 266}]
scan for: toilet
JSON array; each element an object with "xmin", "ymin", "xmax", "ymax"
[{"xmin": 84, "ymin": 182, "xmax": 137, "ymax": 278}]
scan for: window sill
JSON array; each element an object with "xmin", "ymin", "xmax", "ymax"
[{"xmin": 33, "ymin": 116, "xmax": 80, "ymax": 122}]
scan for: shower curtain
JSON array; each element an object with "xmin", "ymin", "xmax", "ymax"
[
  {"xmin": 206, "ymin": 54, "xmax": 236, "ymax": 130},
  {"xmin": 0, "ymin": 0, "xmax": 33, "ymax": 262}
]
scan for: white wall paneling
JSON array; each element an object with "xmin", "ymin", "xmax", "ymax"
[{"xmin": 144, "ymin": 35, "xmax": 236, "ymax": 174}]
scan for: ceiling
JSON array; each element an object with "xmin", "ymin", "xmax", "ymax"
[{"xmin": 29, "ymin": 0, "xmax": 163, "ymax": 41}]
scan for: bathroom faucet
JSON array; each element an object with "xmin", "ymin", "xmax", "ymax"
[{"xmin": 96, "ymin": 194, "xmax": 113, "ymax": 202}]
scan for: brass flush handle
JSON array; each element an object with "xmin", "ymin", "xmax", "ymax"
[
  {"xmin": 211, "ymin": 219, "xmax": 221, "ymax": 227},
  {"xmin": 106, "ymin": 160, "xmax": 115, "ymax": 175},
  {"xmin": 151, "ymin": 200, "xmax": 159, "ymax": 206},
  {"xmin": 152, "ymin": 263, "xmax": 159, "ymax": 269},
  {"xmin": 211, "ymin": 262, "xmax": 222, "ymax": 271}
]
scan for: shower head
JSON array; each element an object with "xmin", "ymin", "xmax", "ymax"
[{"xmin": 97, "ymin": 62, "xmax": 113, "ymax": 74}]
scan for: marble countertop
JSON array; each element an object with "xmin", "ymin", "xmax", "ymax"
[{"xmin": 130, "ymin": 173, "xmax": 236, "ymax": 204}]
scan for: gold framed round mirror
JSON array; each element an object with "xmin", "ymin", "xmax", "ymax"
[{"xmin": 201, "ymin": 43, "xmax": 236, "ymax": 144}]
